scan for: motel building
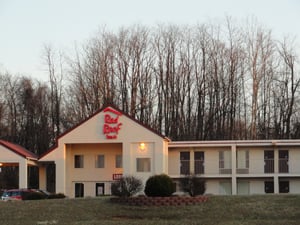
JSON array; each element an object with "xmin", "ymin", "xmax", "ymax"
[{"xmin": 2, "ymin": 105, "xmax": 300, "ymax": 197}]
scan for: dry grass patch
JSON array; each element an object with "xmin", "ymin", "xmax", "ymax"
[{"xmin": 0, "ymin": 195, "xmax": 300, "ymax": 225}]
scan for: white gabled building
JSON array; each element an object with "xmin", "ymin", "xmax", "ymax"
[
  {"xmin": 39, "ymin": 106, "xmax": 169, "ymax": 197},
  {"xmin": 2, "ymin": 105, "xmax": 300, "ymax": 197}
]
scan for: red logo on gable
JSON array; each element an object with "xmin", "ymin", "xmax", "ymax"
[{"xmin": 103, "ymin": 107, "xmax": 122, "ymax": 139}]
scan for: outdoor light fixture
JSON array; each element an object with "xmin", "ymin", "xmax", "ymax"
[{"xmin": 139, "ymin": 142, "xmax": 146, "ymax": 151}]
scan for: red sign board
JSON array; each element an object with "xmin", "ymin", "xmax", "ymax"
[
  {"xmin": 103, "ymin": 107, "xmax": 122, "ymax": 139},
  {"xmin": 113, "ymin": 174, "xmax": 123, "ymax": 180}
]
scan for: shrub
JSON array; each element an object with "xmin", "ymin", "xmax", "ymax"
[
  {"xmin": 23, "ymin": 192, "xmax": 46, "ymax": 200},
  {"xmin": 144, "ymin": 174, "xmax": 175, "ymax": 197},
  {"xmin": 111, "ymin": 176, "xmax": 143, "ymax": 197},
  {"xmin": 47, "ymin": 193, "xmax": 66, "ymax": 199},
  {"xmin": 179, "ymin": 174, "xmax": 206, "ymax": 197}
]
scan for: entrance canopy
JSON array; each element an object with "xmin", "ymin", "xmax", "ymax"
[{"xmin": 0, "ymin": 140, "xmax": 38, "ymax": 188}]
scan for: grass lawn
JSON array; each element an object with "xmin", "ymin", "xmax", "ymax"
[{"xmin": 0, "ymin": 195, "xmax": 300, "ymax": 225}]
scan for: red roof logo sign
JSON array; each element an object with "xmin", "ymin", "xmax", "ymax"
[{"xmin": 103, "ymin": 107, "xmax": 122, "ymax": 139}]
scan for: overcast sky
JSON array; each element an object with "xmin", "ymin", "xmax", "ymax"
[{"xmin": 0, "ymin": 0, "xmax": 299, "ymax": 81}]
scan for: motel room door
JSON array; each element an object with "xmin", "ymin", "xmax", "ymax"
[
  {"xmin": 75, "ymin": 183, "xmax": 84, "ymax": 198},
  {"xmin": 96, "ymin": 183, "xmax": 105, "ymax": 196}
]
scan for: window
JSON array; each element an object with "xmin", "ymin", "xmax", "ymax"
[
  {"xmin": 96, "ymin": 155, "xmax": 105, "ymax": 168},
  {"xmin": 264, "ymin": 181, "xmax": 274, "ymax": 193},
  {"xmin": 279, "ymin": 150, "xmax": 289, "ymax": 173},
  {"xmin": 236, "ymin": 150, "xmax": 249, "ymax": 174},
  {"xmin": 74, "ymin": 155, "xmax": 84, "ymax": 168},
  {"xmin": 180, "ymin": 152, "xmax": 190, "ymax": 175},
  {"xmin": 264, "ymin": 150, "xmax": 274, "ymax": 173},
  {"xmin": 136, "ymin": 158, "xmax": 151, "ymax": 172},
  {"xmin": 219, "ymin": 150, "xmax": 232, "ymax": 174},
  {"xmin": 279, "ymin": 181, "xmax": 289, "ymax": 193},
  {"xmin": 115, "ymin": 155, "xmax": 122, "ymax": 168},
  {"xmin": 194, "ymin": 151, "xmax": 204, "ymax": 174},
  {"xmin": 237, "ymin": 150, "xmax": 249, "ymax": 168}
]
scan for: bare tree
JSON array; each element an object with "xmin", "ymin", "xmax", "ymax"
[
  {"xmin": 1, "ymin": 74, "xmax": 19, "ymax": 141},
  {"xmin": 60, "ymin": 21, "xmax": 300, "ymax": 141},
  {"xmin": 43, "ymin": 45, "xmax": 64, "ymax": 143},
  {"xmin": 276, "ymin": 37, "xmax": 300, "ymax": 138},
  {"xmin": 244, "ymin": 20, "xmax": 274, "ymax": 139}
]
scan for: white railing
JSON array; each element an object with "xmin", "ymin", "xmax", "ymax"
[
  {"xmin": 180, "ymin": 160, "xmax": 190, "ymax": 175},
  {"xmin": 175, "ymin": 159, "xmax": 300, "ymax": 176},
  {"xmin": 194, "ymin": 160, "xmax": 205, "ymax": 174},
  {"xmin": 279, "ymin": 159, "xmax": 289, "ymax": 173}
]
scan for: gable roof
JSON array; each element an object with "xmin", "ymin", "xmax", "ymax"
[
  {"xmin": 40, "ymin": 104, "xmax": 170, "ymax": 159},
  {"xmin": 0, "ymin": 140, "xmax": 38, "ymax": 160}
]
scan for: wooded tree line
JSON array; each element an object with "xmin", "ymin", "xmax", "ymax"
[{"xmin": 1, "ymin": 20, "xmax": 300, "ymax": 155}]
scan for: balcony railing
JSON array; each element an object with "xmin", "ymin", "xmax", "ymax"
[
  {"xmin": 180, "ymin": 160, "xmax": 190, "ymax": 175},
  {"xmin": 264, "ymin": 159, "xmax": 274, "ymax": 173},
  {"xmin": 195, "ymin": 160, "xmax": 204, "ymax": 174},
  {"xmin": 178, "ymin": 159, "xmax": 291, "ymax": 176},
  {"xmin": 236, "ymin": 168, "xmax": 249, "ymax": 174},
  {"xmin": 219, "ymin": 168, "xmax": 232, "ymax": 174},
  {"xmin": 263, "ymin": 159, "xmax": 289, "ymax": 173},
  {"xmin": 279, "ymin": 159, "xmax": 289, "ymax": 173}
]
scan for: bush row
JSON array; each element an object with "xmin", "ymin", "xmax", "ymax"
[{"xmin": 111, "ymin": 174, "xmax": 206, "ymax": 198}]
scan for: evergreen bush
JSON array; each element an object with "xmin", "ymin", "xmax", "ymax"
[
  {"xmin": 144, "ymin": 174, "xmax": 175, "ymax": 197},
  {"xmin": 47, "ymin": 193, "xmax": 66, "ymax": 199}
]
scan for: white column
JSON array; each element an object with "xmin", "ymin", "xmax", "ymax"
[
  {"xmin": 274, "ymin": 148, "xmax": 279, "ymax": 194},
  {"xmin": 274, "ymin": 175, "xmax": 279, "ymax": 194},
  {"xmin": 56, "ymin": 160, "xmax": 65, "ymax": 194},
  {"xmin": 163, "ymin": 141, "xmax": 169, "ymax": 174},
  {"xmin": 155, "ymin": 141, "xmax": 169, "ymax": 174},
  {"xmin": 122, "ymin": 142, "xmax": 132, "ymax": 175},
  {"xmin": 190, "ymin": 148, "xmax": 195, "ymax": 174},
  {"xmin": 231, "ymin": 145, "xmax": 237, "ymax": 195},
  {"xmin": 274, "ymin": 148, "xmax": 279, "ymax": 173},
  {"xmin": 56, "ymin": 145, "xmax": 66, "ymax": 195},
  {"xmin": 19, "ymin": 159, "xmax": 28, "ymax": 188}
]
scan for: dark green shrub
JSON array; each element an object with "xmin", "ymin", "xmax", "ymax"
[
  {"xmin": 144, "ymin": 174, "xmax": 175, "ymax": 197},
  {"xmin": 23, "ymin": 192, "xmax": 46, "ymax": 200},
  {"xmin": 179, "ymin": 174, "xmax": 206, "ymax": 197},
  {"xmin": 47, "ymin": 193, "xmax": 66, "ymax": 199},
  {"xmin": 111, "ymin": 176, "xmax": 143, "ymax": 197}
]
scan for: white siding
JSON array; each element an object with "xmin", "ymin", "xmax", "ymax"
[
  {"xmin": 289, "ymin": 180, "xmax": 300, "ymax": 194},
  {"xmin": 289, "ymin": 150, "xmax": 300, "ymax": 174},
  {"xmin": 168, "ymin": 151, "xmax": 179, "ymax": 176},
  {"xmin": 205, "ymin": 180, "xmax": 219, "ymax": 195},
  {"xmin": 237, "ymin": 181, "xmax": 250, "ymax": 195},
  {"xmin": 219, "ymin": 181, "xmax": 232, "ymax": 195},
  {"xmin": 249, "ymin": 180, "xmax": 265, "ymax": 194},
  {"xmin": 249, "ymin": 150, "xmax": 264, "ymax": 174},
  {"xmin": 205, "ymin": 150, "xmax": 219, "ymax": 175}
]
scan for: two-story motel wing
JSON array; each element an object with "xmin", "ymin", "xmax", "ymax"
[
  {"xmin": 168, "ymin": 140, "xmax": 300, "ymax": 195},
  {"xmin": 3, "ymin": 105, "xmax": 300, "ymax": 197}
]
